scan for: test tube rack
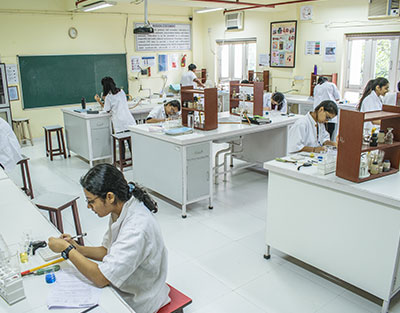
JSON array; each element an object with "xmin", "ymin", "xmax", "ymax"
[{"xmin": 0, "ymin": 237, "xmax": 26, "ymax": 305}]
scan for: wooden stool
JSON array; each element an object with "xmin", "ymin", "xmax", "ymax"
[
  {"xmin": 43, "ymin": 125, "xmax": 67, "ymax": 161},
  {"xmin": 34, "ymin": 193, "xmax": 84, "ymax": 245},
  {"xmin": 17, "ymin": 154, "xmax": 34, "ymax": 199},
  {"xmin": 157, "ymin": 284, "xmax": 192, "ymax": 313},
  {"xmin": 12, "ymin": 118, "xmax": 34, "ymax": 146},
  {"xmin": 112, "ymin": 133, "xmax": 132, "ymax": 171}
]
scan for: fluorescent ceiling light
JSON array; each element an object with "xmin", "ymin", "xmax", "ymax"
[
  {"xmin": 196, "ymin": 7, "xmax": 223, "ymax": 14},
  {"xmin": 80, "ymin": 1, "xmax": 116, "ymax": 12}
]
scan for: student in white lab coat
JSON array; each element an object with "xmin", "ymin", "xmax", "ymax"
[
  {"xmin": 0, "ymin": 118, "xmax": 22, "ymax": 172},
  {"xmin": 263, "ymin": 92, "xmax": 287, "ymax": 113},
  {"xmin": 382, "ymin": 80, "xmax": 399, "ymax": 105},
  {"xmin": 48, "ymin": 164, "xmax": 170, "ymax": 313},
  {"xmin": 358, "ymin": 77, "xmax": 389, "ymax": 132},
  {"xmin": 180, "ymin": 64, "xmax": 205, "ymax": 88},
  {"xmin": 313, "ymin": 77, "xmax": 340, "ymax": 139},
  {"xmin": 146, "ymin": 100, "xmax": 181, "ymax": 123},
  {"xmin": 95, "ymin": 77, "xmax": 136, "ymax": 158},
  {"xmin": 288, "ymin": 100, "xmax": 338, "ymax": 153}
]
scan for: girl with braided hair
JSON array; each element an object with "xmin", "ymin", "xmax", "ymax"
[{"xmin": 48, "ymin": 164, "xmax": 170, "ymax": 313}]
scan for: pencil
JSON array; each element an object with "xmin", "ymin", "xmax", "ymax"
[
  {"xmin": 244, "ymin": 113, "xmax": 251, "ymax": 125},
  {"xmin": 21, "ymin": 257, "xmax": 65, "ymax": 276},
  {"xmin": 80, "ymin": 304, "xmax": 99, "ymax": 313}
]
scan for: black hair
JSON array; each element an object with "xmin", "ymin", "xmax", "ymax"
[
  {"xmin": 80, "ymin": 164, "xmax": 158, "ymax": 213},
  {"xmin": 317, "ymin": 76, "xmax": 328, "ymax": 85},
  {"xmin": 314, "ymin": 100, "xmax": 338, "ymax": 116},
  {"xmin": 188, "ymin": 64, "xmax": 197, "ymax": 71},
  {"xmin": 101, "ymin": 77, "xmax": 121, "ymax": 96},
  {"xmin": 397, "ymin": 81, "xmax": 400, "ymax": 92},
  {"xmin": 358, "ymin": 77, "xmax": 389, "ymax": 111},
  {"xmin": 165, "ymin": 99, "xmax": 181, "ymax": 111},
  {"xmin": 271, "ymin": 92, "xmax": 285, "ymax": 111},
  {"xmin": 241, "ymin": 80, "xmax": 250, "ymax": 84}
]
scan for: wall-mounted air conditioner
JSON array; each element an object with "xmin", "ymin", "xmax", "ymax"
[
  {"xmin": 368, "ymin": 0, "xmax": 399, "ymax": 19},
  {"xmin": 225, "ymin": 12, "xmax": 244, "ymax": 31}
]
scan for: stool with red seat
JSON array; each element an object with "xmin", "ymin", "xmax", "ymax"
[{"xmin": 157, "ymin": 284, "xmax": 192, "ymax": 313}]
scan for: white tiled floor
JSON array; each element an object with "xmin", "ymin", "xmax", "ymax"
[{"xmin": 8, "ymin": 138, "xmax": 400, "ymax": 313}]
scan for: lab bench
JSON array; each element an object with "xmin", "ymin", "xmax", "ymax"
[{"xmin": 264, "ymin": 159, "xmax": 400, "ymax": 313}]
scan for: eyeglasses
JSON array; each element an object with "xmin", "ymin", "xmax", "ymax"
[
  {"xmin": 85, "ymin": 196, "xmax": 99, "ymax": 205},
  {"xmin": 325, "ymin": 113, "xmax": 335, "ymax": 121}
]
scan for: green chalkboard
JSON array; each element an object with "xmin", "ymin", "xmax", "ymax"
[{"xmin": 19, "ymin": 54, "xmax": 128, "ymax": 109}]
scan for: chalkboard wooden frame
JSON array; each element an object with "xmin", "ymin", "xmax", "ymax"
[{"xmin": 18, "ymin": 54, "xmax": 128, "ymax": 109}]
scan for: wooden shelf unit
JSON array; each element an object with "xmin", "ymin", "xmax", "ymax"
[
  {"xmin": 336, "ymin": 105, "xmax": 400, "ymax": 183},
  {"xmin": 229, "ymin": 81, "xmax": 263, "ymax": 116},
  {"xmin": 310, "ymin": 72, "xmax": 338, "ymax": 96},
  {"xmin": 248, "ymin": 70, "xmax": 270, "ymax": 91},
  {"xmin": 195, "ymin": 68, "xmax": 207, "ymax": 84},
  {"xmin": 180, "ymin": 86, "xmax": 218, "ymax": 131}
]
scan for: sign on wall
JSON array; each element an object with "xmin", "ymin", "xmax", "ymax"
[
  {"xmin": 270, "ymin": 20, "xmax": 297, "ymax": 68},
  {"xmin": 135, "ymin": 23, "xmax": 191, "ymax": 52}
]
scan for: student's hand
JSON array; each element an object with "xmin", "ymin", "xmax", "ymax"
[
  {"xmin": 60, "ymin": 234, "xmax": 80, "ymax": 248},
  {"xmin": 48, "ymin": 236, "xmax": 70, "ymax": 253},
  {"xmin": 94, "ymin": 94, "xmax": 100, "ymax": 101},
  {"xmin": 314, "ymin": 146, "xmax": 327, "ymax": 153}
]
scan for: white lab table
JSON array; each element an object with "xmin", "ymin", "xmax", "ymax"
[
  {"xmin": 263, "ymin": 159, "xmax": 400, "ymax": 313},
  {"xmin": 0, "ymin": 168, "xmax": 7, "ymax": 180},
  {"xmin": 0, "ymin": 178, "xmax": 135, "ymax": 313},
  {"xmin": 61, "ymin": 98, "xmax": 167, "ymax": 166},
  {"xmin": 128, "ymin": 112, "xmax": 301, "ymax": 217}
]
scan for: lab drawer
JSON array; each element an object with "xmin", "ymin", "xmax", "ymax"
[
  {"xmin": 90, "ymin": 118, "xmax": 110, "ymax": 130},
  {"xmin": 186, "ymin": 143, "xmax": 209, "ymax": 160}
]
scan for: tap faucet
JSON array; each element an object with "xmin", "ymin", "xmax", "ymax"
[{"xmin": 139, "ymin": 84, "xmax": 152, "ymax": 99}]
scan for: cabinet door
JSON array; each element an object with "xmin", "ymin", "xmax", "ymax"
[{"xmin": 187, "ymin": 156, "xmax": 210, "ymax": 201}]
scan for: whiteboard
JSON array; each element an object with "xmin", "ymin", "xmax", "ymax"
[{"xmin": 135, "ymin": 23, "xmax": 191, "ymax": 51}]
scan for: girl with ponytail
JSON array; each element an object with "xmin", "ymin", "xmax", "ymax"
[{"xmin": 48, "ymin": 164, "xmax": 170, "ymax": 313}]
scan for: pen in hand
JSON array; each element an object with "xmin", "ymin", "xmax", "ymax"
[{"xmin": 71, "ymin": 233, "xmax": 87, "ymax": 240}]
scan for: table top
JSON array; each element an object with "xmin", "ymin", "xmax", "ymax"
[
  {"xmin": 264, "ymin": 157, "xmax": 400, "ymax": 209},
  {"xmin": 0, "ymin": 178, "xmax": 134, "ymax": 313},
  {"xmin": 0, "ymin": 168, "xmax": 7, "ymax": 180},
  {"xmin": 128, "ymin": 112, "xmax": 301, "ymax": 146}
]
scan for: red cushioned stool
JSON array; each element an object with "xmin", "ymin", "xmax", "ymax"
[{"xmin": 157, "ymin": 284, "xmax": 192, "ymax": 313}]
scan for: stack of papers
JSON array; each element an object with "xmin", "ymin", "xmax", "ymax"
[{"xmin": 47, "ymin": 268, "xmax": 102, "ymax": 309}]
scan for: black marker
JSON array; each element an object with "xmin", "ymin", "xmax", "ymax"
[{"xmin": 80, "ymin": 304, "xmax": 99, "ymax": 313}]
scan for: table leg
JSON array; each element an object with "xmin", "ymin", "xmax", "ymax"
[
  {"xmin": 264, "ymin": 245, "xmax": 271, "ymax": 260},
  {"xmin": 381, "ymin": 300, "xmax": 390, "ymax": 313}
]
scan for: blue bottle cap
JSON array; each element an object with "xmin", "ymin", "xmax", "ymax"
[{"xmin": 45, "ymin": 272, "xmax": 56, "ymax": 284}]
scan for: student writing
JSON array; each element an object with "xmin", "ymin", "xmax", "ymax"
[{"xmin": 48, "ymin": 164, "xmax": 170, "ymax": 313}]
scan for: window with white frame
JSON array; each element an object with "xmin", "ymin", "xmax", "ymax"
[
  {"xmin": 216, "ymin": 38, "xmax": 256, "ymax": 82},
  {"xmin": 344, "ymin": 33, "xmax": 400, "ymax": 103}
]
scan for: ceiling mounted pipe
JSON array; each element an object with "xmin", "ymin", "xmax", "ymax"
[{"xmin": 223, "ymin": 5, "xmax": 268, "ymax": 13}]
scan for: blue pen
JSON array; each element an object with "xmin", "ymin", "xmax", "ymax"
[{"xmin": 80, "ymin": 304, "xmax": 99, "ymax": 313}]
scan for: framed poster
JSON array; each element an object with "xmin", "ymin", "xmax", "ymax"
[
  {"xmin": 8, "ymin": 86, "xmax": 19, "ymax": 101},
  {"xmin": 270, "ymin": 20, "xmax": 297, "ymax": 68}
]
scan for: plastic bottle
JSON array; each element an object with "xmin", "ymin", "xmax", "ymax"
[
  {"xmin": 313, "ymin": 65, "xmax": 317, "ymax": 75},
  {"xmin": 81, "ymin": 97, "xmax": 86, "ymax": 110}
]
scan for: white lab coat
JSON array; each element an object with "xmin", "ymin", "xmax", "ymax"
[
  {"xmin": 103, "ymin": 90, "xmax": 136, "ymax": 133},
  {"xmin": 313, "ymin": 82, "xmax": 340, "ymax": 109},
  {"xmin": 263, "ymin": 92, "xmax": 287, "ymax": 113},
  {"xmin": 180, "ymin": 71, "xmax": 197, "ymax": 88},
  {"xmin": 313, "ymin": 82, "xmax": 340, "ymax": 124},
  {"xmin": 360, "ymin": 91, "xmax": 383, "ymax": 132},
  {"xmin": 288, "ymin": 112, "xmax": 330, "ymax": 153},
  {"xmin": 147, "ymin": 105, "xmax": 166, "ymax": 121},
  {"xmin": 99, "ymin": 196, "xmax": 170, "ymax": 313},
  {"xmin": 0, "ymin": 118, "xmax": 22, "ymax": 172}
]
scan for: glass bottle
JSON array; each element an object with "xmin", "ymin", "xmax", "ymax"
[{"xmin": 384, "ymin": 128, "xmax": 394, "ymax": 144}]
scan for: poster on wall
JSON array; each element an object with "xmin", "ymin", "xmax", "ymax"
[
  {"xmin": 158, "ymin": 54, "xmax": 168, "ymax": 72},
  {"xmin": 305, "ymin": 41, "xmax": 320, "ymax": 55},
  {"xmin": 324, "ymin": 41, "xmax": 337, "ymax": 62},
  {"xmin": 170, "ymin": 54, "xmax": 179, "ymax": 69},
  {"xmin": 270, "ymin": 20, "xmax": 297, "ymax": 68},
  {"xmin": 141, "ymin": 56, "xmax": 156, "ymax": 67},
  {"xmin": 130, "ymin": 56, "xmax": 140, "ymax": 72}
]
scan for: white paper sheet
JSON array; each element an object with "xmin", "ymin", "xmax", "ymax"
[{"xmin": 47, "ymin": 268, "xmax": 102, "ymax": 309}]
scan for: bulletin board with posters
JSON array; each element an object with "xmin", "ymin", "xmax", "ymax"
[{"xmin": 270, "ymin": 20, "xmax": 297, "ymax": 68}]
